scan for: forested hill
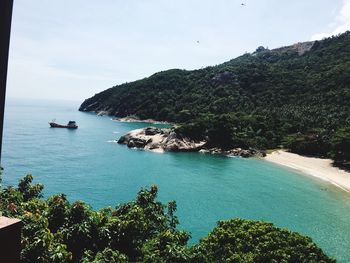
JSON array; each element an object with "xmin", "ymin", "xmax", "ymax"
[{"xmin": 80, "ymin": 32, "xmax": 350, "ymax": 165}]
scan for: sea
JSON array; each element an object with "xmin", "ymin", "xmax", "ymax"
[{"xmin": 2, "ymin": 98, "xmax": 350, "ymax": 262}]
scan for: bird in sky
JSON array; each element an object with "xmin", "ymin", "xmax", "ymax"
[
  {"xmin": 196, "ymin": 40, "xmax": 200, "ymax": 44},
  {"xmin": 241, "ymin": 3, "xmax": 246, "ymax": 6}
]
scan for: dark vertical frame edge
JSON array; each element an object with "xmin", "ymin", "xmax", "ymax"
[{"xmin": 0, "ymin": 0, "xmax": 14, "ymax": 163}]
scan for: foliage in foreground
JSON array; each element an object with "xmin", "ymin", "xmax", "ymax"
[{"xmin": 0, "ymin": 174, "xmax": 335, "ymax": 263}]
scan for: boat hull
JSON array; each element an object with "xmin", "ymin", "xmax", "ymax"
[{"xmin": 49, "ymin": 122, "xmax": 78, "ymax": 129}]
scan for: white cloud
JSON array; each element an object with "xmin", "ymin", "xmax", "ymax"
[{"xmin": 311, "ymin": 0, "xmax": 350, "ymax": 40}]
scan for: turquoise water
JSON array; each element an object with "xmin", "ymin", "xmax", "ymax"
[{"xmin": 2, "ymin": 98, "xmax": 350, "ymax": 262}]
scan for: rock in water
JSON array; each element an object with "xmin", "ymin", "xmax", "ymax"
[
  {"xmin": 117, "ymin": 127, "xmax": 263, "ymax": 157},
  {"xmin": 117, "ymin": 127, "xmax": 205, "ymax": 152}
]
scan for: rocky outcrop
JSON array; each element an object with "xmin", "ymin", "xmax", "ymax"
[
  {"xmin": 113, "ymin": 116, "xmax": 170, "ymax": 125},
  {"xmin": 117, "ymin": 127, "xmax": 265, "ymax": 157},
  {"xmin": 199, "ymin": 147, "xmax": 266, "ymax": 158},
  {"xmin": 117, "ymin": 127, "xmax": 206, "ymax": 152},
  {"xmin": 271, "ymin": 41, "xmax": 314, "ymax": 56},
  {"xmin": 79, "ymin": 100, "xmax": 114, "ymax": 115}
]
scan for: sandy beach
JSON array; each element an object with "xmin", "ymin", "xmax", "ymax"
[{"xmin": 265, "ymin": 150, "xmax": 350, "ymax": 193}]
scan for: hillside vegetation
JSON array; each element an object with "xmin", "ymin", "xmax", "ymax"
[
  {"xmin": 1, "ymin": 174, "xmax": 335, "ymax": 262},
  {"xmin": 80, "ymin": 32, "xmax": 350, "ymax": 166}
]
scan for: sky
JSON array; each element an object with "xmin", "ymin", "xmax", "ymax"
[{"xmin": 6, "ymin": 0, "xmax": 350, "ymax": 101}]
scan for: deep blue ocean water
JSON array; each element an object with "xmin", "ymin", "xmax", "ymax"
[{"xmin": 2, "ymin": 98, "xmax": 350, "ymax": 262}]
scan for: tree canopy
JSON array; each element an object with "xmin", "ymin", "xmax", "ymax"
[
  {"xmin": 0, "ymin": 174, "xmax": 335, "ymax": 262},
  {"xmin": 80, "ymin": 32, "xmax": 350, "ymax": 166}
]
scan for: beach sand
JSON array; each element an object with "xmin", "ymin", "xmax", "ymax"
[{"xmin": 265, "ymin": 150, "xmax": 350, "ymax": 193}]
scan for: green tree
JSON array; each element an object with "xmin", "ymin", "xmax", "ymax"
[
  {"xmin": 191, "ymin": 218, "xmax": 335, "ymax": 263},
  {"xmin": 0, "ymin": 175, "xmax": 336, "ymax": 263}
]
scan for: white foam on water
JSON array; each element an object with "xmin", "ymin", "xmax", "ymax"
[{"xmin": 107, "ymin": 140, "xmax": 118, "ymax": 143}]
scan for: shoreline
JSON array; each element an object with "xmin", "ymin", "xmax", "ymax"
[
  {"xmin": 264, "ymin": 150, "xmax": 350, "ymax": 193},
  {"xmin": 90, "ymin": 110, "xmax": 173, "ymax": 125},
  {"xmin": 112, "ymin": 116, "xmax": 172, "ymax": 125},
  {"xmin": 117, "ymin": 127, "xmax": 262, "ymax": 157}
]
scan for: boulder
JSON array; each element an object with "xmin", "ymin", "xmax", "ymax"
[
  {"xmin": 127, "ymin": 139, "xmax": 136, "ymax": 148},
  {"xmin": 240, "ymin": 150, "xmax": 252, "ymax": 158},
  {"xmin": 127, "ymin": 138, "xmax": 148, "ymax": 148},
  {"xmin": 118, "ymin": 127, "xmax": 205, "ymax": 152},
  {"xmin": 144, "ymin": 127, "xmax": 161, "ymax": 136},
  {"xmin": 117, "ymin": 135, "xmax": 128, "ymax": 144}
]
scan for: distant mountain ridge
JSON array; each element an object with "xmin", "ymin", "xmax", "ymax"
[{"xmin": 80, "ymin": 32, "xmax": 350, "ymax": 165}]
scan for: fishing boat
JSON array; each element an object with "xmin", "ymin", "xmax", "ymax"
[{"xmin": 49, "ymin": 120, "xmax": 78, "ymax": 129}]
